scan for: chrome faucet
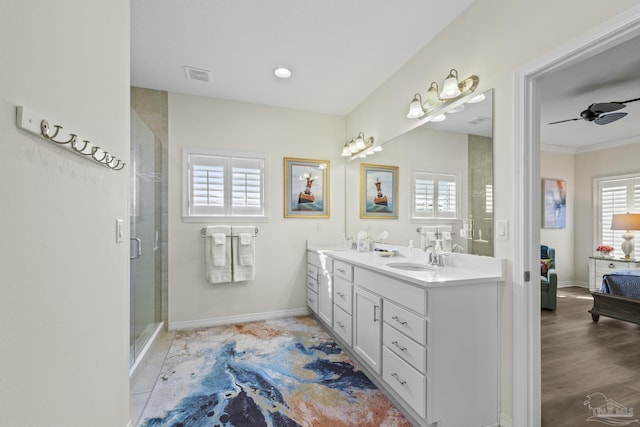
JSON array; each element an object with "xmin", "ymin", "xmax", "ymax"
[
  {"xmin": 451, "ymin": 243, "xmax": 464, "ymax": 253},
  {"xmin": 424, "ymin": 244, "xmax": 435, "ymax": 264},
  {"xmin": 424, "ymin": 244, "xmax": 446, "ymax": 267}
]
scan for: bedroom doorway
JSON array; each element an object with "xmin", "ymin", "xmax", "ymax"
[{"xmin": 513, "ymin": 6, "xmax": 640, "ymax": 426}]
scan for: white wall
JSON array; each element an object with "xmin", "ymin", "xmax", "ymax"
[
  {"xmin": 168, "ymin": 94, "xmax": 345, "ymax": 327},
  {"xmin": 574, "ymin": 142, "xmax": 640, "ymax": 284},
  {"xmin": 540, "ymin": 151, "xmax": 576, "ymax": 286},
  {"xmin": 345, "ymin": 127, "xmax": 469, "ymax": 248},
  {"xmin": 344, "ymin": 0, "xmax": 640, "ymax": 420},
  {"xmin": 0, "ymin": 2, "xmax": 130, "ymax": 427}
]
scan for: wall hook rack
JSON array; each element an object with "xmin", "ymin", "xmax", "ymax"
[{"xmin": 16, "ymin": 106, "xmax": 126, "ymax": 171}]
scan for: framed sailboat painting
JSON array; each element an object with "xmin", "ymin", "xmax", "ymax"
[
  {"xmin": 284, "ymin": 157, "xmax": 330, "ymax": 218},
  {"xmin": 361, "ymin": 164, "xmax": 398, "ymax": 219}
]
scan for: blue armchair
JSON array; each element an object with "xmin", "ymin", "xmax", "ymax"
[{"xmin": 541, "ymin": 245, "xmax": 557, "ymax": 311}]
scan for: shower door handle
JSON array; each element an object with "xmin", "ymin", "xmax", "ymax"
[{"xmin": 130, "ymin": 237, "xmax": 142, "ymax": 260}]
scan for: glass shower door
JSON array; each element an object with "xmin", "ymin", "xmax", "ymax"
[{"xmin": 130, "ymin": 109, "xmax": 162, "ymax": 367}]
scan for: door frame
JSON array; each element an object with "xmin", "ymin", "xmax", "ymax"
[{"xmin": 512, "ymin": 6, "xmax": 640, "ymax": 426}]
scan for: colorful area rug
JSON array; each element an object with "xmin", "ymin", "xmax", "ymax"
[{"xmin": 138, "ymin": 316, "xmax": 411, "ymax": 427}]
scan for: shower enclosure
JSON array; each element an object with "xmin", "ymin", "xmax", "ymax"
[{"xmin": 129, "ymin": 109, "xmax": 163, "ymax": 369}]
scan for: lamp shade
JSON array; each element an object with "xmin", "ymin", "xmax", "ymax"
[
  {"xmin": 440, "ymin": 69, "xmax": 461, "ymax": 99},
  {"xmin": 611, "ymin": 213, "xmax": 640, "ymax": 230},
  {"xmin": 407, "ymin": 94, "xmax": 425, "ymax": 119}
]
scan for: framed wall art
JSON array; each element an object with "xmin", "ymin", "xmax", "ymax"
[
  {"xmin": 542, "ymin": 178, "xmax": 566, "ymax": 229},
  {"xmin": 360, "ymin": 163, "xmax": 398, "ymax": 219},
  {"xmin": 284, "ymin": 157, "xmax": 330, "ymax": 218}
]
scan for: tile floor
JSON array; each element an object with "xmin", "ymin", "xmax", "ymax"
[{"xmin": 129, "ymin": 329, "xmax": 175, "ymax": 427}]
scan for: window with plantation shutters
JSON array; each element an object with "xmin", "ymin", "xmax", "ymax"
[
  {"xmin": 595, "ymin": 174, "xmax": 640, "ymax": 259},
  {"xmin": 183, "ymin": 149, "xmax": 268, "ymax": 221},
  {"xmin": 411, "ymin": 171, "xmax": 459, "ymax": 219}
]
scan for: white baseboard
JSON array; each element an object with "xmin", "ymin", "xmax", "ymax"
[
  {"xmin": 558, "ymin": 281, "xmax": 589, "ymax": 288},
  {"xmin": 500, "ymin": 412, "xmax": 513, "ymax": 427},
  {"xmin": 169, "ymin": 307, "xmax": 311, "ymax": 331}
]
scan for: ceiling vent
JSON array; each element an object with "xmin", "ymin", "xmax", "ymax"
[{"xmin": 184, "ymin": 66, "xmax": 211, "ymax": 83}]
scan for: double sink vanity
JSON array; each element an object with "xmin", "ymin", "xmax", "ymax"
[{"xmin": 306, "ymin": 243, "xmax": 504, "ymax": 427}]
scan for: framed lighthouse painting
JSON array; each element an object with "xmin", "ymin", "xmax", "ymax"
[
  {"xmin": 361, "ymin": 164, "xmax": 398, "ymax": 219},
  {"xmin": 284, "ymin": 157, "xmax": 330, "ymax": 218}
]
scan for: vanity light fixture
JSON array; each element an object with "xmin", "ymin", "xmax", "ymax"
[
  {"xmin": 341, "ymin": 132, "xmax": 376, "ymax": 160},
  {"xmin": 406, "ymin": 68, "xmax": 479, "ymax": 122}
]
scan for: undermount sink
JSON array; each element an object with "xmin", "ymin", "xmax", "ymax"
[{"xmin": 386, "ymin": 262, "xmax": 434, "ymax": 271}]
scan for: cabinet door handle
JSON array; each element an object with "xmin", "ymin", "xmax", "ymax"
[
  {"xmin": 337, "ymin": 321, "xmax": 344, "ymax": 329},
  {"xmin": 337, "ymin": 292, "xmax": 345, "ymax": 298},
  {"xmin": 392, "ymin": 315, "xmax": 408, "ymax": 326},
  {"xmin": 391, "ymin": 341, "xmax": 407, "ymax": 351},
  {"xmin": 391, "ymin": 372, "xmax": 407, "ymax": 385},
  {"xmin": 373, "ymin": 305, "xmax": 379, "ymax": 322}
]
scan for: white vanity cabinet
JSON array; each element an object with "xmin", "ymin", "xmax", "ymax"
[
  {"xmin": 306, "ymin": 247, "xmax": 501, "ymax": 427},
  {"xmin": 307, "ymin": 251, "xmax": 333, "ymax": 326}
]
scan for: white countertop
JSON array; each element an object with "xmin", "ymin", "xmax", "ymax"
[{"xmin": 307, "ymin": 243, "xmax": 504, "ymax": 288}]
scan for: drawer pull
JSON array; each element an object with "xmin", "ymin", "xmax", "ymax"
[
  {"xmin": 391, "ymin": 372, "xmax": 407, "ymax": 385},
  {"xmin": 337, "ymin": 321, "xmax": 345, "ymax": 329},
  {"xmin": 392, "ymin": 315, "xmax": 408, "ymax": 326},
  {"xmin": 337, "ymin": 267, "xmax": 347, "ymax": 274},
  {"xmin": 374, "ymin": 305, "xmax": 379, "ymax": 322},
  {"xmin": 337, "ymin": 292, "xmax": 345, "ymax": 298},
  {"xmin": 391, "ymin": 341, "xmax": 407, "ymax": 352}
]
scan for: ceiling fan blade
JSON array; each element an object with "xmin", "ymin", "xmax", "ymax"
[
  {"xmin": 594, "ymin": 112, "xmax": 627, "ymax": 125},
  {"xmin": 589, "ymin": 102, "xmax": 625, "ymax": 113},
  {"xmin": 548, "ymin": 117, "xmax": 581, "ymax": 125}
]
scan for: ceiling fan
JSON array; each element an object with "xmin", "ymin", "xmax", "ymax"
[{"xmin": 549, "ymin": 97, "xmax": 640, "ymax": 125}]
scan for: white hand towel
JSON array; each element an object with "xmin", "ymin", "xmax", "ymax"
[
  {"xmin": 232, "ymin": 226, "xmax": 256, "ymax": 281},
  {"xmin": 212, "ymin": 233, "xmax": 226, "ymax": 266},
  {"xmin": 205, "ymin": 225, "xmax": 232, "ymax": 283},
  {"xmin": 238, "ymin": 233, "xmax": 254, "ymax": 266}
]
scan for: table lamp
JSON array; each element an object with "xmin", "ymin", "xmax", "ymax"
[{"xmin": 611, "ymin": 213, "xmax": 640, "ymax": 259}]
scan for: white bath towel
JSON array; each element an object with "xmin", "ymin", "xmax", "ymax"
[
  {"xmin": 205, "ymin": 225, "xmax": 232, "ymax": 283},
  {"xmin": 232, "ymin": 226, "xmax": 256, "ymax": 281}
]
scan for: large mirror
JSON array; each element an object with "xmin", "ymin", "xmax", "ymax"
[{"xmin": 344, "ymin": 89, "xmax": 493, "ymax": 256}]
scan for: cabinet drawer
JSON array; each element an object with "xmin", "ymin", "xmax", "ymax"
[
  {"xmin": 307, "ymin": 276, "xmax": 318, "ymax": 293},
  {"xmin": 334, "ymin": 276, "xmax": 353, "ymax": 314},
  {"xmin": 383, "ymin": 300, "xmax": 427, "ymax": 346},
  {"xmin": 334, "ymin": 260, "xmax": 353, "ymax": 282},
  {"xmin": 307, "ymin": 290, "xmax": 318, "ymax": 314},
  {"xmin": 383, "ymin": 347, "xmax": 426, "ymax": 418},
  {"xmin": 307, "ymin": 251, "xmax": 321, "ymax": 268},
  {"xmin": 307, "ymin": 264, "xmax": 319, "ymax": 281},
  {"xmin": 383, "ymin": 323, "xmax": 426, "ymax": 374},
  {"xmin": 333, "ymin": 305, "xmax": 352, "ymax": 346},
  {"xmin": 354, "ymin": 267, "xmax": 427, "ymax": 315},
  {"xmin": 595, "ymin": 259, "xmax": 636, "ymax": 276}
]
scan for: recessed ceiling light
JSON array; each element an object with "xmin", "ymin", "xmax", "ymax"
[{"xmin": 274, "ymin": 67, "xmax": 292, "ymax": 79}]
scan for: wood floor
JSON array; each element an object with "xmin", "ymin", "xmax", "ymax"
[{"xmin": 542, "ymin": 286, "xmax": 640, "ymax": 426}]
